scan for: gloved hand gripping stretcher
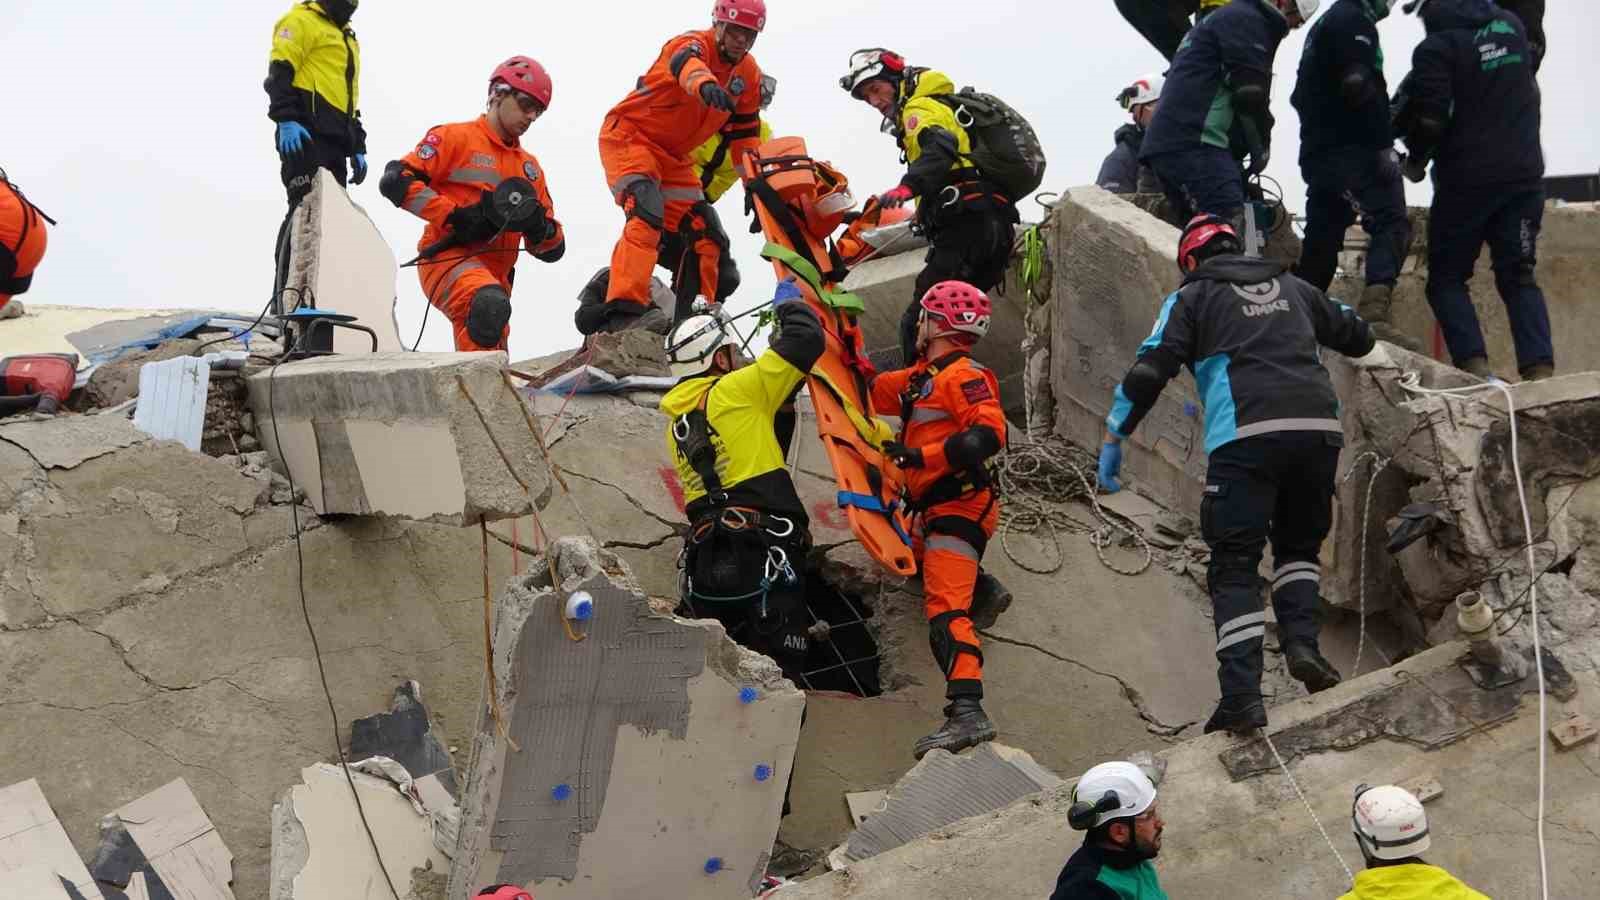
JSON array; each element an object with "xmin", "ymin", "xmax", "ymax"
[{"xmin": 739, "ymin": 136, "xmax": 917, "ymax": 576}]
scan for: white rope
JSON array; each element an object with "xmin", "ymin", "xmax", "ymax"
[
  {"xmin": 1395, "ymin": 371, "xmax": 1549, "ymax": 900},
  {"xmin": 1262, "ymin": 731, "xmax": 1354, "ymax": 883},
  {"xmin": 1339, "ymin": 451, "xmax": 1392, "ymax": 676}
]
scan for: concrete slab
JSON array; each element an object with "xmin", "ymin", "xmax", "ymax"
[
  {"xmin": 0, "ymin": 779, "xmax": 104, "ymax": 899},
  {"xmin": 112, "ymin": 778, "xmax": 234, "ymax": 899},
  {"xmin": 0, "ymin": 414, "xmax": 148, "ymax": 469},
  {"xmin": 270, "ymin": 763, "xmax": 448, "ymax": 900},
  {"xmin": 284, "ymin": 169, "xmax": 402, "ymax": 354},
  {"xmin": 248, "ymin": 352, "xmax": 551, "ymax": 523},
  {"xmin": 448, "ymin": 537, "xmax": 805, "ymax": 900}
]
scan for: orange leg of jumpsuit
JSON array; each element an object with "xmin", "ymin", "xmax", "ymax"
[
  {"xmin": 916, "ymin": 493, "xmax": 1000, "ymax": 698},
  {"xmin": 598, "ymin": 123, "xmax": 720, "ymax": 308},
  {"xmin": 0, "ymin": 193, "xmax": 48, "ymax": 313},
  {"xmin": 418, "ymin": 256, "xmax": 509, "ymax": 352}
]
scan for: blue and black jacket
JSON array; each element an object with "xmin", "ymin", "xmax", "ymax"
[
  {"xmin": 1139, "ymin": 0, "xmax": 1290, "ymax": 162},
  {"xmin": 1291, "ymin": 0, "xmax": 1394, "ymax": 163},
  {"xmin": 1096, "ymin": 125, "xmax": 1162, "ymax": 195},
  {"xmin": 1049, "ymin": 841, "xmax": 1168, "ymax": 900},
  {"xmin": 1397, "ymin": 0, "xmax": 1543, "ymax": 191},
  {"xmin": 1106, "ymin": 255, "xmax": 1375, "ymax": 455}
]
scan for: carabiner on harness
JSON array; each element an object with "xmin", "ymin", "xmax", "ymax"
[
  {"xmin": 940, "ymin": 185, "xmax": 961, "ymax": 208},
  {"xmin": 954, "ymin": 104, "xmax": 975, "ymax": 129}
]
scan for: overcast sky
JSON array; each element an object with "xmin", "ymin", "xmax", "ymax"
[{"xmin": 5, "ymin": 1, "xmax": 1593, "ymax": 359}]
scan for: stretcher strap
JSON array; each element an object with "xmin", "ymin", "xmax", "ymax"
[
  {"xmin": 761, "ymin": 242, "xmax": 864, "ymax": 314},
  {"xmin": 810, "ymin": 369, "xmax": 894, "ymax": 450},
  {"xmin": 837, "ymin": 491, "xmax": 913, "ymax": 547}
]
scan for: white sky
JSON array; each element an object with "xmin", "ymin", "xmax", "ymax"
[{"xmin": 5, "ymin": 1, "xmax": 1593, "ymax": 359}]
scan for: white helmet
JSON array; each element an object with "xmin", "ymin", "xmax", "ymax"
[
  {"xmin": 1118, "ymin": 73, "xmax": 1165, "ymax": 110},
  {"xmin": 1068, "ymin": 761, "xmax": 1158, "ymax": 830},
  {"xmin": 839, "ymin": 48, "xmax": 906, "ymax": 97},
  {"xmin": 1351, "ymin": 784, "xmax": 1431, "ymax": 861},
  {"xmin": 665, "ymin": 314, "xmax": 739, "ymax": 379},
  {"xmin": 1266, "ymin": 0, "xmax": 1321, "ymax": 20}
]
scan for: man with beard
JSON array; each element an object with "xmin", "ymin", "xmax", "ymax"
[{"xmin": 1051, "ymin": 761, "xmax": 1168, "ymax": 899}]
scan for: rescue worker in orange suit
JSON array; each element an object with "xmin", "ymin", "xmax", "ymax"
[
  {"xmin": 379, "ymin": 58, "xmax": 565, "ymax": 352},
  {"xmin": 841, "ymin": 49, "xmax": 1021, "ymax": 365},
  {"xmin": 870, "ymin": 281, "xmax": 1008, "ymax": 758},
  {"xmin": 0, "ymin": 169, "xmax": 52, "ymax": 321},
  {"xmin": 266, "ymin": 0, "xmax": 366, "ymax": 308},
  {"xmin": 589, "ymin": 0, "xmax": 769, "ymax": 336}
]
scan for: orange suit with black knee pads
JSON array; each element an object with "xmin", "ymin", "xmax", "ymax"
[
  {"xmin": 0, "ymin": 177, "xmax": 48, "ymax": 312},
  {"xmin": 599, "ymin": 28, "xmax": 763, "ymax": 316},
  {"xmin": 871, "ymin": 351, "xmax": 1006, "ymax": 700},
  {"xmin": 388, "ymin": 116, "xmax": 564, "ymax": 351}
]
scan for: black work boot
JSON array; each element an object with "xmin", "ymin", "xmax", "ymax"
[
  {"xmin": 1283, "ymin": 641, "xmax": 1342, "ymax": 693},
  {"xmin": 913, "ymin": 697, "xmax": 997, "ymax": 759},
  {"xmin": 1203, "ymin": 695, "xmax": 1267, "ymax": 735},
  {"xmin": 1357, "ymin": 284, "xmax": 1423, "ymax": 353},
  {"xmin": 969, "ymin": 570, "xmax": 1014, "ymax": 630}
]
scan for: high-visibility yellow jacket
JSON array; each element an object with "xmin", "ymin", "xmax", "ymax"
[
  {"xmin": 894, "ymin": 69, "xmax": 976, "ymax": 199},
  {"xmin": 265, "ymin": 1, "xmax": 365, "ymax": 153},
  {"xmin": 690, "ymin": 119, "xmax": 774, "ymax": 203},
  {"xmin": 1337, "ymin": 864, "xmax": 1490, "ymax": 900}
]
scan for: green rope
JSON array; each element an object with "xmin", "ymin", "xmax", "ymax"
[{"xmin": 1019, "ymin": 224, "xmax": 1046, "ymax": 302}]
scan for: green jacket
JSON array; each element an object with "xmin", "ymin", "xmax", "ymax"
[{"xmin": 1050, "ymin": 842, "xmax": 1168, "ymax": 900}]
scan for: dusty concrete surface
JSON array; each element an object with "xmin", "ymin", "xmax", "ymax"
[
  {"xmin": 1335, "ymin": 203, "xmax": 1600, "ymax": 381},
  {"xmin": 248, "ymin": 352, "xmax": 552, "ymax": 523},
  {"xmin": 784, "ymin": 645, "xmax": 1600, "ymax": 899},
  {"xmin": 449, "ymin": 537, "xmax": 804, "ymax": 900},
  {"xmin": 0, "ymin": 415, "xmax": 527, "ymax": 897}
]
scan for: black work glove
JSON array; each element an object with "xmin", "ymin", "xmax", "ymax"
[
  {"xmin": 1375, "ymin": 147, "xmax": 1402, "ymax": 183},
  {"xmin": 699, "ymin": 81, "xmax": 736, "ymax": 113},
  {"xmin": 515, "ymin": 199, "xmax": 552, "ymax": 241},
  {"xmin": 883, "ymin": 440, "xmax": 924, "ymax": 469},
  {"xmin": 444, "ymin": 191, "xmax": 501, "ymax": 243}
]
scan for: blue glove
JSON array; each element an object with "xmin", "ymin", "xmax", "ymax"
[
  {"xmin": 351, "ymin": 153, "xmax": 368, "ymax": 185},
  {"xmin": 1097, "ymin": 441, "xmax": 1123, "ymax": 493},
  {"xmin": 772, "ymin": 277, "xmax": 804, "ymax": 307},
  {"xmin": 276, "ymin": 121, "xmax": 312, "ymax": 157}
]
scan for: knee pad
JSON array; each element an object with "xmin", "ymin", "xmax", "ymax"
[
  {"xmin": 465, "ymin": 285, "xmax": 511, "ymax": 348},
  {"xmin": 622, "ymin": 179, "xmax": 666, "ymax": 231},
  {"xmin": 928, "ymin": 610, "xmax": 983, "ymax": 679}
]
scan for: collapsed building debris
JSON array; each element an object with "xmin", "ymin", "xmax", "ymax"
[
  {"xmin": 349, "ymin": 681, "xmax": 458, "ymax": 796},
  {"xmin": 0, "ymin": 779, "xmax": 104, "ymax": 899},
  {"xmin": 448, "ymin": 537, "xmax": 805, "ymax": 900},
  {"xmin": 103, "ymin": 779, "xmax": 235, "ymax": 900}
]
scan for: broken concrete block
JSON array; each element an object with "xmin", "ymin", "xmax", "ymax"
[
  {"xmin": 284, "ymin": 169, "xmax": 403, "ymax": 353},
  {"xmin": 350, "ymin": 680, "xmax": 456, "ymax": 794},
  {"xmin": 79, "ymin": 339, "xmax": 204, "ymax": 411},
  {"xmin": 110, "ymin": 779, "xmax": 234, "ymax": 900},
  {"xmin": 248, "ymin": 352, "xmax": 552, "ymax": 523},
  {"xmin": 87, "ymin": 816, "xmax": 173, "ymax": 899},
  {"xmin": 843, "ymin": 743, "xmax": 1063, "ymax": 863},
  {"xmin": 1397, "ymin": 774, "xmax": 1444, "ymax": 804},
  {"xmin": 271, "ymin": 762, "xmax": 449, "ymax": 900},
  {"xmin": 845, "ymin": 791, "xmax": 888, "ymax": 828},
  {"xmin": 449, "ymin": 537, "xmax": 805, "ymax": 900},
  {"xmin": 1550, "ymin": 712, "xmax": 1598, "ymax": 750},
  {"xmin": 0, "ymin": 415, "xmax": 147, "ymax": 470},
  {"xmin": 0, "ymin": 779, "xmax": 105, "ymax": 899}
]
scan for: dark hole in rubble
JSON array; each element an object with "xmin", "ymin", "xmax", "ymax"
[{"xmin": 795, "ymin": 580, "xmax": 882, "ymax": 698}]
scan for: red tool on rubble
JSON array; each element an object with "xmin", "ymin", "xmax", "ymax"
[
  {"xmin": 739, "ymin": 136, "xmax": 918, "ymax": 576},
  {"xmin": 0, "ymin": 353, "xmax": 76, "ymax": 416}
]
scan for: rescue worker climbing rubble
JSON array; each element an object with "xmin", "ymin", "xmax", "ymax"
[
  {"xmin": 1115, "ymin": 0, "xmax": 1232, "ymax": 61},
  {"xmin": 380, "ymin": 57, "xmax": 565, "ymax": 352},
  {"xmin": 0, "ymin": 169, "xmax": 52, "ymax": 321},
  {"xmin": 1050, "ymin": 760, "xmax": 1169, "ymax": 900},
  {"xmin": 661, "ymin": 280, "xmax": 825, "ymax": 683},
  {"xmin": 1097, "ymin": 74, "xmax": 1166, "ymax": 196},
  {"xmin": 841, "ymin": 49, "xmax": 1022, "ymax": 366},
  {"xmin": 1140, "ymin": 0, "xmax": 1320, "ymax": 231},
  {"xmin": 1394, "ymin": 0, "xmax": 1552, "ymax": 381},
  {"xmin": 591, "ymin": 0, "xmax": 769, "ymax": 336},
  {"xmin": 265, "ymin": 0, "xmax": 366, "ymax": 307},
  {"xmin": 1098, "ymin": 215, "xmax": 1375, "ymax": 735},
  {"xmin": 1291, "ymin": 0, "xmax": 1416, "ymax": 350},
  {"xmin": 1340, "ymin": 783, "xmax": 1489, "ymax": 899},
  {"xmin": 869, "ymin": 281, "xmax": 1007, "ymax": 758}
]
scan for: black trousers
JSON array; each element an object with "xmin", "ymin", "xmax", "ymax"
[
  {"xmin": 273, "ymin": 140, "xmax": 350, "ymax": 311},
  {"xmin": 1201, "ymin": 431, "xmax": 1341, "ymax": 702},
  {"xmin": 679, "ymin": 527, "xmax": 814, "ymax": 683},
  {"xmin": 1297, "ymin": 147, "xmax": 1411, "ymax": 293},
  {"xmin": 899, "ymin": 208, "xmax": 1016, "ymax": 364}
]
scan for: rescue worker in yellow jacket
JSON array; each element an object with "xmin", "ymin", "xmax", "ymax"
[
  {"xmin": 1341, "ymin": 783, "xmax": 1488, "ymax": 899},
  {"xmin": 265, "ymin": 0, "xmax": 366, "ymax": 307},
  {"xmin": 841, "ymin": 50, "xmax": 1020, "ymax": 364}
]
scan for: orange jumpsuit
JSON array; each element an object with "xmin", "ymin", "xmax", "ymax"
[
  {"xmin": 390, "ymin": 116, "xmax": 564, "ymax": 351},
  {"xmin": 599, "ymin": 28, "xmax": 763, "ymax": 313},
  {"xmin": 871, "ymin": 351, "xmax": 1007, "ymax": 699},
  {"xmin": 0, "ymin": 178, "xmax": 48, "ymax": 312}
]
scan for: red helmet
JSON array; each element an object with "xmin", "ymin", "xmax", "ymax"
[
  {"xmin": 1177, "ymin": 214, "xmax": 1239, "ymax": 273},
  {"xmin": 712, "ymin": 0, "xmax": 767, "ymax": 32},
  {"xmin": 919, "ymin": 281, "xmax": 992, "ymax": 341},
  {"xmin": 490, "ymin": 57, "xmax": 552, "ymax": 110},
  {"xmin": 475, "ymin": 886, "xmax": 533, "ymax": 900}
]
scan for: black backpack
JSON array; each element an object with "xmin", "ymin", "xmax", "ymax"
[{"xmin": 933, "ymin": 87, "xmax": 1048, "ymax": 202}]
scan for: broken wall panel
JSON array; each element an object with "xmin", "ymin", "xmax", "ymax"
[
  {"xmin": 0, "ymin": 779, "xmax": 105, "ymax": 900},
  {"xmin": 448, "ymin": 537, "xmax": 805, "ymax": 900},
  {"xmin": 111, "ymin": 778, "xmax": 234, "ymax": 900},
  {"xmin": 284, "ymin": 169, "xmax": 402, "ymax": 353},
  {"xmin": 247, "ymin": 352, "xmax": 552, "ymax": 523}
]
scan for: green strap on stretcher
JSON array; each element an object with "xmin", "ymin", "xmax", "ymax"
[
  {"xmin": 809, "ymin": 368, "xmax": 895, "ymax": 451},
  {"xmin": 761, "ymin": 242, "xmax": 865, "ymax": 314}
]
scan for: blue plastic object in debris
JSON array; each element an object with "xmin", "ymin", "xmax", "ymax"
[
  {"xmin": 704, "ymin": 857, "xmax": 724, "ymax": 875},
  {"xmin": 739, "ymin": 687, "xmax": 759, "ymax": 705},
  {"xmin": 551, "ymin": 783, "xmax": 573, "ymax": 802},
  {"xmin": 754, "ymin": 764, "xmax": 773, "ymax": 782}
]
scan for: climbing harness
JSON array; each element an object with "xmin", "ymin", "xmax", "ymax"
[
  {"xmin": 995, "ymin": 439, "xmax": 1153, "ymax": 576},
  {"xmin": 680, "ymin": 506, "xmax": 800, "ymax": 618}
]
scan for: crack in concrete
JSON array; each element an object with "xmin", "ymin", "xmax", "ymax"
[
  {"xmin": 978, "ymin": 629, "xmax": 1197, "ymax": 737},
  {"xmin": 89, "ymin": 712, "xmax": 268, "ymax": 805},
  {"xmin": 487, "ymin": 522, "xmax": 677, "ymax": 558},
  {"xmin": 560, "ymin": 469, "xmax": 681, "ymax": 531}
]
